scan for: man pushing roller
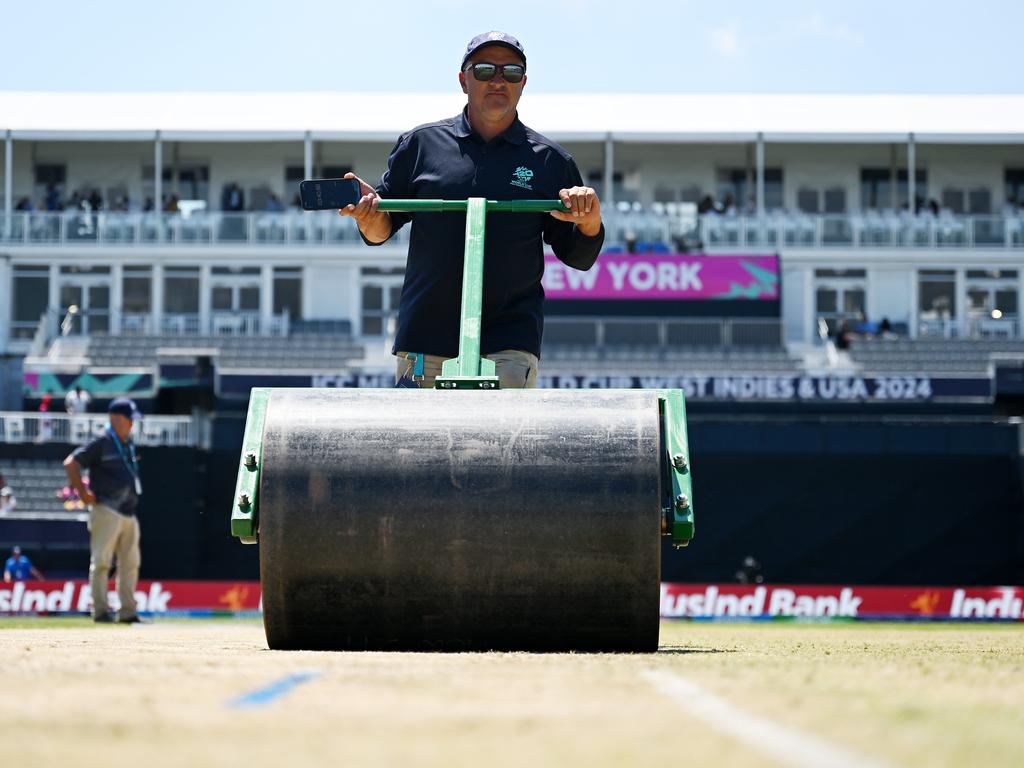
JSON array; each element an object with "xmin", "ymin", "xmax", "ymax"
[{"xmin": 340, "ymin": 31, "xmax": 604, "ymax": 388}]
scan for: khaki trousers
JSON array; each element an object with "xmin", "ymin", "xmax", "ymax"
[
  {"xmin": 88, "ymin": 503, "xmax": 141, "ymax": 619},
  {"xmin": 395, "ymin": 349, "xmax": 539, "ymax": 389}
]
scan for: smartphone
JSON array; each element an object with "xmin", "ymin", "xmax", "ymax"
[{"xmin": 299, "ymin": 178, "xmax": 362, "ymax": 211}]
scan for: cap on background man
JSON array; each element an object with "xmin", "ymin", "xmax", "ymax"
[{"xmin": 108, "ymin": 397, "xmax": 142, "ymax": 421}]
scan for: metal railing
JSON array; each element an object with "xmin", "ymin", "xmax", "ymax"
[
  {"xmin": 698, "ymin": 213, "xmax": 1024, "ymax": 250},
  {"xmin": 0, "ymin": 210, "xmax": 405, "ymax": 247},
  {"xmin": 918, "ymin": 316, "xmax": 1022, "ymax": 339},
  {"xmin": 29, "ymin": 309, "xmax": 290, "ymax": 346},
  {"xmin": 0, "ymin": 412, "xmax": 197, "ymax": 446},
  {"xmin": 544, "ymin": 316, "xmax": 783, "ymax": 347},
  {"xmin": 3, "ymin": 210, "xmax": 1022, "ymax": 249}
]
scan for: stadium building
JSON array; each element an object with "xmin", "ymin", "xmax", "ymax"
[{"xmin": 1, "ymin": 92, "xmax": 1022, "ymax": 586}]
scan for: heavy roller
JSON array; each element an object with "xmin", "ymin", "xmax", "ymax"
[{"xmin": 230, "ymin": 197, "xmax": 694, "ymax": 651}]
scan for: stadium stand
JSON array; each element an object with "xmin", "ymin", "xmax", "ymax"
[
  {"xmin": 848, "ymin": 338, "xmax": 1024, "ymax": 374},
  {"xmin": 86, "ymin": 329, "xmax": 365, "ymax": 370}
]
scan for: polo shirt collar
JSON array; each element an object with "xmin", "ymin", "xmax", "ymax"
[{"xmin": 456, "ymin": 108, "xmax": 527, "ymax": 146}]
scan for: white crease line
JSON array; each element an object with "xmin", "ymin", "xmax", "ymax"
[{"xmin": 640, "ymin": 669, "xmax": 897, "ymax": 768}]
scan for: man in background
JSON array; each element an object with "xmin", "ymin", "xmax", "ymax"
[
  {"xmin": 63, "ymin": 398, "xmax": 145, "ymax": 623},
  {"xmin": 4, "ymin": 546, "xmax": 44, "ymax": 582},
  {"xmin": 65, "ymin": 385, "xmax": 92, "ymax": 415}
]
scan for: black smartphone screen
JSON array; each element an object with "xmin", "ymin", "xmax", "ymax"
[{"xmin": 299, "ymin": 178, "xmax": 362, "ymax": 210}]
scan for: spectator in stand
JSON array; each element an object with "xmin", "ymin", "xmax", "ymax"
[
  {"xmin": 266, "ymin": 193, "xmax": 284, "ymax": 212},
  {"xmin": 164, "ymin": 193, "xmax": 180, "ymax": 213},
  {"xmin": 4, "ymin": 546, "xmax": 43, "ymax": 582},
  {"xmin": 1, "ymin": 486, "xmax": 16, "ymax": 515},
  {"xmin": 222, "ymin": 182, "xmax": 245, "ymax": 212},
  {"xmin": 38, "ymin": 390, "xmax": 54, "ymax": 443},
  {"xmin": 15, "ymin": 197, "xmax": 33, "ymax": 211},
  {"xmin": 65, "ymin": 385, "xmax": 92, "ymax": 415},
  {"xmin": 64, "ymin": 398, "xmax": 145, "ymax": 623},
  {"xmin": 143, "ymin": 197, "xmax": 155, "ymax": 212},
  {"xmin": 697, "ymin": 194, "xmax": 715, "ymax": 214},
  {"xmin": 290, "ymin": 192, "xmax": 303, "ymax": 210},
  {"xmin": 45, "ymin": 184, "xmax": 62, "ymax": 211},
  {"xmin": 88, "ymin": 188, "xmax": 103, "ymax": 212}
]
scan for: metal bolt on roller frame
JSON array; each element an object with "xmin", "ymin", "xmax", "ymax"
[{"xmin": 230, "ymin": 197, "xmax": 695, "ymax": 651}]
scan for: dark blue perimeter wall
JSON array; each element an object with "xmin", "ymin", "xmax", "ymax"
[{"xmin": 3, "ymin": 417, "xmax": 1022, "ymax": 585}]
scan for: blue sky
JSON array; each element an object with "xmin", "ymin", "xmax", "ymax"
[{"xmin": 1, "ymin": 0, "xmax": 1020, "ymax": 94}]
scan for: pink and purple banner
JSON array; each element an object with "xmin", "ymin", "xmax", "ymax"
[{"xmin": 542, "ymin": 253, "xmax": 779, "ymax": 301}]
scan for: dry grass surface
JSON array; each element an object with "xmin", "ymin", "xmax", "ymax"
[{"xmin": 0, "ymin": 619, "xmax": 1021, "ymax": 768}]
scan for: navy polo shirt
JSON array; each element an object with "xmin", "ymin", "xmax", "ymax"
[
  {"xmin": 71, "ymin": 431, "xmax": 140, "ymax": 515},
  {"xmin": 364, "ymin": 109, "xmax": 604, "ymax": 359}
]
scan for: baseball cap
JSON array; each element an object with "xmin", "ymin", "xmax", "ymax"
[
  {"xmin": 108, "ymin": 397, "xmax": 141, "ymax": 420},
  {"xmin": 462, "ymin": 31, "xmax": 526, "ymax": 67},
  {"xmin": 1, "ymin": 487, "xmax": 12, "ymax": 496}
]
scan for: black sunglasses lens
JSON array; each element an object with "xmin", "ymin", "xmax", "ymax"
[
  {"xmin": 502, "ymin": 65, "xmax": 524, "ymax": 83},
  {"xmin": 472, "ymin": 64, "xmax": 497, "ymax": 81}
]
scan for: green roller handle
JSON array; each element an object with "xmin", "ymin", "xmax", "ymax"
[
  {"xmin": 376, "ymin": 199, "xmax": 568, "ymax": 214},
  {"xmin": 372, "ymin": 197, "xmax": 567, "ymax": 389}
]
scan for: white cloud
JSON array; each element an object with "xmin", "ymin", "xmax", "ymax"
[{"xmin": 710, "ymin": 23, "xmax": 740, "ymax": 55}]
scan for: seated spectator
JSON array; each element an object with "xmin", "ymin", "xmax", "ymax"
[
  {"xmin": 0, "ymin": 485, "xmax": 16, "ymax": 515},
  {"xmin": 266, "ymin": 193, "xmax": 284, "ymax": 212},
  {"xmin": 15, "ymin": 197, "xmax": 33, "ymax": 211},
  {"xmin": 4, "ymin": 546, "xmax": 44, "ymax": 582},
  {"xmin": 45, "ymin": 184, "xmax": 62, "ymax": 211},
  {"xmin": 878, "ymin": 317, "xmax": 896, "ymax": 339}
]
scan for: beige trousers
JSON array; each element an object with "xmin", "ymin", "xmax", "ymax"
[
  {"xmin": 395, "ymin": 349, "xmax": 539, "ymax": 389},
  {"xmin": 88, "ymin": 503, "xmax": 141, "ymax": 619}
]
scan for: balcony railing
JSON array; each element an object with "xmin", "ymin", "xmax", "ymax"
[
  {"xmin": 3, "ymin": 211, "xmax": 1023, "ymax": 249},
  {"xmin": 544, "ymin": 316, "xmax": 784, "ymax": 347},
  {"xmin": 0, "ymin": 412, "xmax": 197, "ymax": 446}
]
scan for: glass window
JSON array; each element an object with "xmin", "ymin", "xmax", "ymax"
[
  {"xmin": 967, "ymin": 288, "xmax": 990, "ymax": 313},
  {"xmin": 1005, "ymin": 168, "xmax": 1024, "ymax": 206},
  {"xmin": 273, "ymin": 277, "xmax": 302, "ymax": 319},
  {"xmin": 919, "ymin": 279, "xmax": 956, "ymax": 319},
  {"xmin": 239, "ymin": 286, "xmax": 260, "ymax": 311},
  {"xmin": 13, "ymin": 274, "xmax": 49, "ymax": 322},
  {"xmin": 123, "ymin": 276, "xmax": 151, "ymax": 313},
  {"xmin": 941, "ymin": 188, "xmax": 964, "ymax": 214},
  {"xmin": 815, "ymin": 288, "xmax": 837, "ymax": 314},
  {"xmin": 797, "ymin": 188, "xmax": 819, "ymax": 213},
  {"xmin": 165, "ymin": 276, "xmax": 200, "ymax": 313},
  {"xmin": 843, "ymin": 289, "xmax": 865, "ymax": 314},
  {"xmin": 968, "ymin": 188, "xmax": 991, "ymax": 215},
  {"xmin": 362, "ymin": 285, "xmax": 383, "ymax": 311},
  {"xmin": 995, "ymin": 289, "xmax": 1018, "ymax": 315},
  {"xmin": 212, "ymin": 286, "xmax": 233, "ymax": 311},
  {"xmin": 823, "ymin": 187, "xmax": 846, "ymax": 214}
]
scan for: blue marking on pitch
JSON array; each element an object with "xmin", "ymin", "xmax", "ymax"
[{"xmin": 229, "ymin": 671, "xmax": 322, "ymax": 709}]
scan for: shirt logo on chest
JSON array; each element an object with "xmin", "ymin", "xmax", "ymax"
[{"xmin": 509, "ymin": 166, "xmax": 534, "ymax": 190}]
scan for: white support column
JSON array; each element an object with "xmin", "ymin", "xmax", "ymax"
[
  {"xmin": 907, "ymin": 132, "xmax": 916, "ymax": 214},
  {"xmin": 908, "ymin": 269, "xmax": 919, "ymax": 338},
  {"xmin": 0, "ymin": 257, "xmax": 12, "ymax": 352},
  {"xmin": 755, "ymin": 132, "xmax": 765, "ymax": 218},
  {"xmin": 954, "ymin": 267, "xmax": 965, "ymax": 337},
  {"xmin": 110, "ymin": 263, "xmax": 123, "ymax": 335},
  {"xmin": 48, "ymin": 263, "xmax": 60, "ymax": 336},
  {"xmin": 1017, "ymin": 271, "xmax": 1024, "ymax": 339},
  {"xmin": 3, "ymin": 130, "xmax": 12, "ymax": 239},
  {"xmin": 260, "ymin": 264, "xmax": 274, "ymax": 335},
  {"xmin": 889, "ymin": 144, "xmax": 898, "ymax": 212},
  {"xmin": 304, "ymin": 131, "xmax": 313, "ymax": 180},
  {"xmin": 603, "ymin": 133, "xmax": 614, "ymax": 209},
  {"xmin": 154, "ymin": 131, "xmax": 163, "ymax": 241},
  {"xmin": 801, "ymin": 267, "xmax": 814, "ymax": 344},
  {"xmin": 199, "ymin": 263, "xmax": 212, "ymax": 335},
  {"xmin": 152, "ymin": 263, "xmax": 164, "ymax": 334}
]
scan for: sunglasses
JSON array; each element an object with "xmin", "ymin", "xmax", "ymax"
[{"xmin": 465, "ymin": 62, "xmax": 526, "ymax": 83}]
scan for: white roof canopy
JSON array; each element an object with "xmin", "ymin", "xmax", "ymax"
[{"xmin": 3, "ymin": 92, "xmax": 1024, "ymax": 143}]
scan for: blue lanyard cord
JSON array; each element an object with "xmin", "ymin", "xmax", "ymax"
[{"xmin": 107, "ymin": 426, "xmax": 139, "ymax": 480}]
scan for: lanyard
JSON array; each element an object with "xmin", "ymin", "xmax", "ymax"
[{"xmin": 107, "ymin": 426, "xmax": 142, "ymax": 493}]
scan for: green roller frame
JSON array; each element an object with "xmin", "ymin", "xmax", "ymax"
[{"xmin": 231, "ymin": 198, "xmax": 694, "ymax": 547}]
